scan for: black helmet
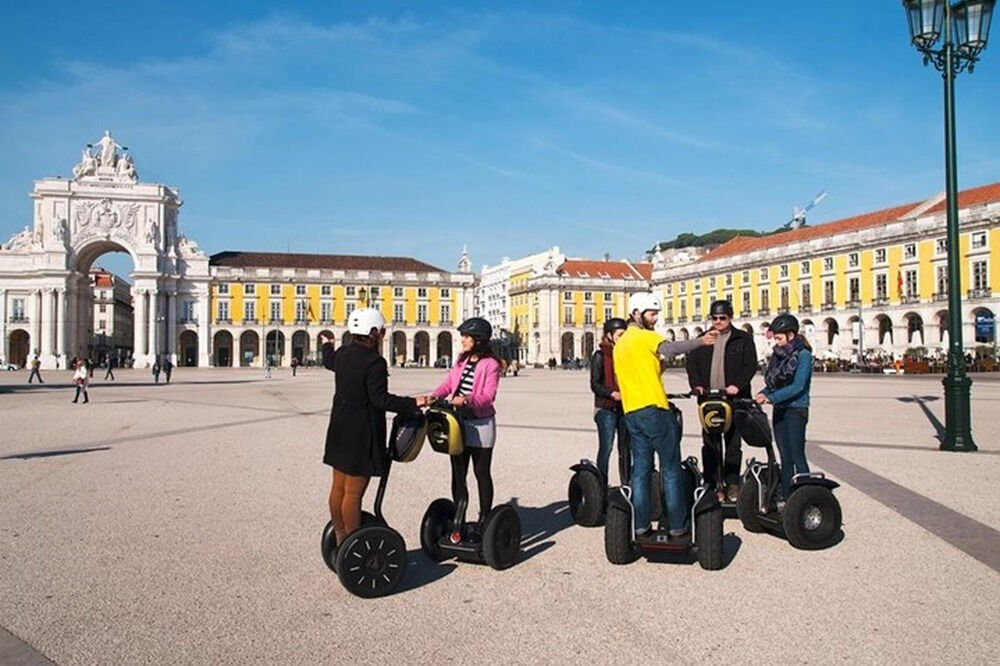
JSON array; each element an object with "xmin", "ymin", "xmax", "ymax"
[
  {"xmin": 602, "ymin": 317, "xmax": 628, "ymax": 336},
  {"xmin": 770, "ymin": 314, "xmax": 800, "ymax": 334},
  {"xmin": 710, "ymin": 299, "xmax": 734, "ymax": 317},
  {"xmin": 457, "ymin": 317, "xmax": 492, "ymax": 340}
]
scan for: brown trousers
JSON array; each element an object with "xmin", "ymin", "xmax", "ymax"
[{"xmin": 329, "ymin": 471, "xmax": 371, "ymax": 538}]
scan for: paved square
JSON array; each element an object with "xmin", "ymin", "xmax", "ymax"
[{"xmin": 1, "ymin": 367, "xmax": 998, "ymax": 664}]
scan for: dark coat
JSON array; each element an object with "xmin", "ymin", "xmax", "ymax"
[
  {"xmin": 589, "ymin": 347, "xmax": 620, "ymax": 411},
  {"xmin": 323, "ymin": 343, "xmax": 417, "ymax": 477},
  {"xmin": 685, "ymin": 327, "xmax": 758, "ymax": 398}
]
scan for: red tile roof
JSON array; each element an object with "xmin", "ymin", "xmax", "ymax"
[
  {"xmin": 210, "ymin": 251, "xmax": 444, "ymax": 273},
  {"xmin": 557, "ymin": 259, "xmax": 650, "ymax": 281},
  {"xmin": 701, "ymin": 181, "xmax": 1000, "ymax": 263}
]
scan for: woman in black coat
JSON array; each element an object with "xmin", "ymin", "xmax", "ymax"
[{"xmin": 322, "ymin": 308, "xmax": 427, "ymax": 546}]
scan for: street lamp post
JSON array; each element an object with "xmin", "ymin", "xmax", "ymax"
[{"xmin": 902, "ymin": 0, "xmax": 994, "ymax": 451}]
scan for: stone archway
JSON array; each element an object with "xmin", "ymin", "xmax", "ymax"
[
  {"xmin": 292, "ymin": 330, "xmax": 309, "ymax": 363},
  {"xmin": 266, "ymin": 330, "xmax": 285, "ymax": 366},
  {"xmin": 392, "ymin": 331, "xmax": 406, "ymax": 366},
  {"xmin": 904, "ymin": 313, "xmax": 925, "ymax": 346},
  {"xmin": 8, "ymin": 329, "xmax": 30, "ymax": 367},
  {"xmin": 560, "ymin": 332, "xmax": 574, "ymax": 361},
  {"xmin": 436, "ymin": 331, "xmax": 453, "ymax": 367},
  {"xmin": 213, "ymin": 330, "xmax": 233, "ymax": 367},
  {"xmin": 414, "ymin": 331, "xmax": 430, "ymax": 366},
  {"xmin": 178, "ymin": 330, "xmax": 198, "ymax": 366},
  {"xmin": 240, "ymin": 330, "xmax": 259, "ymax": 367},
  {"xmin": 583, "ymin": 331, "xmax": 595, "ymax": 359},
  {"xmin": 823, "ymin": 318, "xmax": 839, "ymax": 347},
  {"xmin": 875, "ymin": 314, "xmax": 893, "ymax": 347}
]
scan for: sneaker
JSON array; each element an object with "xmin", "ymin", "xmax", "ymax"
[
  {"xmin": 726, "ymin": 484, "xmax": 740, "ymax": 503},
  {"xmin": 668, "ymin": 526, "xmax": 690, "ymax": 538},
  {"xmin": 776, "ymin": 500, "xmax": 786, "ymax": 513}
]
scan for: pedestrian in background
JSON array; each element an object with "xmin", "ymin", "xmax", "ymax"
[
  {"xmin": 72, "ymin": 359, "xmax": 90, "ymax": 404},
  {"xmin": 104, "ymin": 357, "xmax": 116, "ymax": 381},
  {"xmin": 152, "ymin": 360, "xmax": 161, "ymax": 384},
  {"xmin": 291, "ymin": 356, "xmax": 299, "ymax": 377},
  {"xmin": 163, "ymin": 358, "xmax": 173, "ymax": 384},
  {"xmin": 28, "ymin": 355, "xmax": 43, "ymax": 384}
]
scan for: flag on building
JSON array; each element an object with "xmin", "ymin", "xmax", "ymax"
[{"xmin": 897, "ymin": 270, "xmax": 904, "ymax": 298}]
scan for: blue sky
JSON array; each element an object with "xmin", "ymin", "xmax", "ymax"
[{"xmin": 1, "ymin": 1, "xmax": 998, "ymax": 278}]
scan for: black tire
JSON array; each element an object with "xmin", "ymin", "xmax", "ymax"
[
  {"xmin": 568, "ymin": 471, "xmax": 605, "ymax": 527},
  {"xmin": 783, "ymin": 485, "xmax": 842, "ymax": 550},
  {"xmin": 736, "ymin": 479, "xmax": 765, "ymax": 533},
  {"xmin": 482, "ymin": 505, "xmax": 521, "ymax": 570},
  {"xmin": 335, "ymin": 526, "xmax": 406, "ymax": 598},
  {"xmin": 695, "ymin": 507, "xmax": 724, "ymax": 570},
  {"xmin": 420, "ymin": 498, "xmax": 456, "ymax": 562},
  {"xmin": 604, "ymin": 503, "xmax": 639, "ymax": 565},
  {"xmin": 321, "ymin": 521, "xmax": 338, "ymax": 572}
]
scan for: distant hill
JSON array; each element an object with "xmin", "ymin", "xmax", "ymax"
[{"xmin": 650, "ymin": 228, "xmax": 765, "ymax": 252}]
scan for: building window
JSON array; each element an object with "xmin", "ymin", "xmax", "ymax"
[
  {"xmin": 904, "ymin": 243, "xmax": 917, "ymax": 259},
  {"xmin": 604, "ymin": 292, "xmax": 613, "ymax": 300},
  {"xmin": 245, "ymin": 283, "xmax": 256, "ymax": 295},
  {"xmin": 875, "ymin": 248, "xmax": 886, "ymax": 264},
  {"xmin": 759, "ymin": 267, "xmax": 769, "ymax": 281},
  {"xmin": 564, "ymin": 291, "xmax": 573, "ymax": 301},
  {"xmin": 848, "ymin": 253, "xmax": 859, "ymax": 268},
  {"xmin": 759, "ymin": 289, "xmax": 769, "ymax": 310},
  {"xmin": 584, "ymin": 291, "xmax": 593, "ymax": 302},
  {"xmin": 218, "ymin": 301, "xmax": 230, "ymax": 322},
  {"xmin": 725, "ymin": 274, "xmax": 733, "ymax": 287},
  {"xmin": 936, "ymin": 238, "xmax": 947, "ymax": 255},
  {"xmin": 972, "ymin": 231, "xmax": 987, "ymax": 249},
  {"xmin": 709, "ymin": 276, "xmax": 716, "ymax": 289},
  {"xmin": 800, "ymin": 261, "xmax": 810, "ymax": 275},
  {"xmin": 875, "ymin": 274, "xmax": 888, "ymax": 300},
  {"xmin": 394, "ymin": 303, "xmax": 404, "ymax": 323},
  {"xmin": 218, "ymin": 283, "xmax": 229, "ymax": 295},
  {"xmin": 849, "ymin": 277, "xmax": 860, "ymax": 303},
  {"xmin": 321, "ymin": 302, "xmax": 332, "ymax": 322},
  {"xmin": 440, "ymin": 288, "xmax": 450, "ymax": 298},
  {"xmin": 243, "ymin": 301, "xmax": 256, "ymax": 321},
  {"xmin": 936, "ymin": 265, "xmax": 947, "ymax": 294},
  {"xmin": 417, "ymin": 288, "xmax": 427, "ymax": 298},
  {"xmin": 295, "ymin": 300, "xmax": 308, "ymax": 321},
  {"xmin": 680, "ymin": 300, "xmax": 687, "ymax": 318},
  {"xmin": 801, "ymin": 284, "xmax": 811, "ymax": 308},
  {"xmin": 679, "ymin": 281, "xmax": 687, "ymax": 294},
  {"xmin": 824, "ymin": 280, "xmax": 834, "ymax": 304},
  {"xmin": 779, "ymin": 264, "xmax": 789, "ymax": 279},
  {"xmin": 370, "ymin": 287, "xmax": 380, "ymax": 300},
  {"xmin": 779, "ymin": 286, "xmax": 789, "ymax": 309},
  {"xmin": 563, "ymin": 306, "xmax": 573, "ymax": 325},
  {"xmin": 99, "ymin": 320, "xmax": 106, "ymax": 329},
  {"xmin": 973, "ymin": 261, "xmax": 988, "ymax": 290},
  {"xmin": 99, "ymin": 304, "xmax": 107, "ymax": 313},
  {"xmin": 321, "ymin": 285, "xmax": 331, "ymax": 296},
  {"xmin": 693, "ymin": 298, "xmax": 702, "ymax": 319},
  {"xmin": 605, "ymin": 306, "xmax": 613, "ymax": 321},
  {"xmin": 346, "ymin": 286, "xmax": 356, "ymax": 297},
  {"xmin": 394, "ymin": 287, "xmax": 404, "ymax": 298},
  {"xmin": 295, "ymin": 285, "xmax": 306, "ymax": 296},
  {"xmin": 270, "ymin": 284, "xmax": 281, "ymax": 296},
  {"xmin": 741, "ymin": 270, "xmax": 750, "ymax": 283},
  {"xmin": 183, "ymin": 301, "xmax": 196, "ymax": 322},
  {"xmin": 270, "ymin": 301, "xmax": 282, "ymax": 323},
  {"xmin": 823, "ymin": 257, "xmax": 834, "ymax": 272},
  {"xmin": 12, "ymin": 298, "xmax": 25, "ymax": 321},
  {"xmin": 440, "ymin": 304, "xmax": 451, "ymax": 323},
  {"xmin": 742, "ymin": 291, "xmax": 750, "ymax": 314},
  {"xmin": 417, "ymin": 304, "xmax": 428, "ymax": 323},
  {"xmin": 905, "ymin": 269, "xmax": 918, "ymax": 297},
  {"xmin": 584, "ymin": 307, "xmax": 594, "ymax": 325}
]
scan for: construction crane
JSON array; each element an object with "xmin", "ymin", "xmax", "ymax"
[{"xmin": 785, "ymin": 190, "xmax": 828, "ymax": 230}]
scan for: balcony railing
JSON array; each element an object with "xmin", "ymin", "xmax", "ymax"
[
  {"xmin": 872, "ymin": 297, "xmax": 889, "ymax": 307},
  {"xmin": 244, "ymin": 318, "xmax": 259, "ymax": 325},
  {"xmin": 676, "ymin": 316, "xmax": 688, "ymax": 324},
  {"xmin": 846, "ymin": 300, "xmax": 860, "ymax": 309},
  {"xmin": 901, "ymin": 295, "xmax": 921, "ymax": 305},
  {"xmin": 179, "ymin": 317, "xmax": 198, "ymax": 325},
  {"xmin": 294, "ymin": 318, "xmax": 308, "ymax": 325},
  {"xmin": 269, "ymin": 317, "xmax": 282, "ymax": 325},
  {"xmin": 757, "ymin": 308, "xmax": 770, "ymax": 317},
  {"xmin": 933, "ymin": 291, "xmax": 949, "ymax": 302},
  {"xmin": 777, "ymin": 306, "xmax": 790, "ymax": 315},
  {"xmin": 8, "ymin": 316, "xmax": 29, "ymax": 324},
  {"xmin": 968, "ymin": 287, "xmax": 992, "ymax": 299},
  {"xmin": 215, "ymin": 318, "xmax": 232, "ymax": 325},
  {"xmin": 821, "ymin": 301, "xmax": 836, "ymax": 311},
  {"xmin": 739, "ymin": 310, "xmax": 752, "ymax": 318}
]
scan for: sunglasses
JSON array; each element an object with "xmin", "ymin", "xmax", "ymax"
[{"xmin": 710, "ymin": 315, "xmax": 729, "ymax": 321}]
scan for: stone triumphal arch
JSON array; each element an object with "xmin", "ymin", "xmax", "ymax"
[{"xmin": 0, "ymin": 132, "xmax": 211, "ymax": 369}]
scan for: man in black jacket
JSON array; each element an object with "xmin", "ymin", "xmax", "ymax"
[
  {"xmin": 590, "ymin": 317, "xmax": 629, "ymax": 482},
  {"xmin": 685, "ymin": 300, "xmax": 758, "ymax": 500}
]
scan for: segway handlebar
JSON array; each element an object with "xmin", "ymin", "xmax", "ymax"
[{"xmin": 665, "ymin": 390, "xmax": 697, "ymax": 400}]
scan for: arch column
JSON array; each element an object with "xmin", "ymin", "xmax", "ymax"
[
  {"xmin": 0, "ymin": 289, "xmax": 7, "ymax": 366},
  {"xmin": 40, "ymin": 289, "xmax": 55, "ymax": 366},
  {"xmin": 283, "ymin": 328, "xmax": 292, "ymax": 366},
  {"xmin": 56, "ymin": 288, "xmax": 67, "ymax": 365},
  {"xmin": 406, "ymin": 332, "xmax": 415, "ymax": 365},
  {"xmin": 134, "ymin": 289, "xmax": 148, "ymax": 364},
  {"xmin": 31, "ymin": 289, "xmax": 42, "ymax": 356},
  {"xmin": 198, "ymin": 292, "xmax": 211, "ymax": 367},
  {"xmin": 167, "ymin": 290, "xmax": 177, "ymax": 364}
]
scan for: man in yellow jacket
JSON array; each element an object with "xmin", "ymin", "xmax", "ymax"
[{"xmin": 614, "ymin": 292, "xmax": 716, "ymax": 537}]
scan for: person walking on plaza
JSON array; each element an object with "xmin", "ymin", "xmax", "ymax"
[
  {"xmin": 685, "ymin": 299, "xmax": 758, "ymax": 502},
  {"xmin": 421, "ymin": 317, "xmax": 503, "ymax": 535},
  {"xmin": 265, "ymin": 356, "xmax": 272, "ymax": 379},
  {"xmin": 163, "ymin": 358, "xmax": 173, "ymax": 384},
  {"xmin": 322, "ymin": 308, "xmax": 425, "ymax": 550},
  {"xmin": 755, "ymin": 314, "xmax": 814, "ymax": 501},
  {"xmin": 590, "ymin": 317, "xmax": 630, "ymax": 483},
  {"xmin": 152, "ymin": 359, "xmax": 161, "ymax": 384},
  {"xmin": 72, "ymin": 359, "xmax": 90, "ymax": 404},
  {"xmin": 28, "ymin": 355, "xmax": 43, "ymax": 383},
  {"xmin": 291, "ymin": 356, "xmax": 299, "ymax": 377},
  {"xmin": 614, "ymin": 292, "xmax": 716, "ymax": 537},
  {"xmin": 104, "ymin": 357, "xmax": 116, "ymax": 381}
]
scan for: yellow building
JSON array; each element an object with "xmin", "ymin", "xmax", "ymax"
[
  {"xmin": 652, "ymin": 182, "xmax": 1000, "ymax": 360},
  {"xmin": 208, "ymin": 250, "xmax": 474, "ymax": 367}
]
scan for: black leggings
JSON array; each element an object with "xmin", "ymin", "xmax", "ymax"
[{"xmin": 450, "ymin": 447, "xmax": 494, "ymax": 522}]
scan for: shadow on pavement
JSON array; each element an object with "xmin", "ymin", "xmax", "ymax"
[
  {"xmin": 0, "ymin": 379, "xmax": 260, "ymax": 393},
  {"xmin": 896, "ymin": 395, "xmax": 945, "ymax": 442},
  {"xmin": 394, "ymin": 551, "xmax": 457, "ymax": 594},
  {"xmin": 508, "ymin": 498, "xmax": 575, "ymax": 564},
  {"xmin": 1, "ymin": 446, "xmax": 111, "ymax": 460}
]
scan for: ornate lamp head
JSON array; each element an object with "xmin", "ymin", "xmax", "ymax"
[
  {"xmin": 952, "ymin": 0, "xmax": 995, "ymax": 56},
  {"xmin": 904, "ymin": 0, "xmax": 946, "ymax": 50}
]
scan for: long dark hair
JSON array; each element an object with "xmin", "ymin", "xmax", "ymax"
[{"xmin": 458, "ymin": 336, "xmax": 496, "ymax": 364}]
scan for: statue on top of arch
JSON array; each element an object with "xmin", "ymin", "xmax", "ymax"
[{"xmin": 72, "ymin": 131, "xmax": 138, "ymax": 183}]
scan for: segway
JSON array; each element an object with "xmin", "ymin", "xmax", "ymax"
[
  {"xmin": 420, "ymin": 400, "xmax": 521, "ymax": 570},
  {"xmin": 319, "ymin": 410, "xmax": 426, "ymax": 598},
  {"xmin": 734, "ymin": 400, "xmax": 842, "ymax": 550},
  {"xmin": 602, "ymin": 400, "xmax": 725, "ymax": 570},
  {"xmin": 567, "ymin": 418, "xmax": 630, "ymax": 527},
  {"xmin": 697, "ymin": 389, "xmax": 740, "ymax": 514}
]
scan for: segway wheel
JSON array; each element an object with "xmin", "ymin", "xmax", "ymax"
[
  {"xmin": 335, "ymin": 525, "xmax": 406, "ymax": 598},
  {"xmin": 568, "ymin": 471, "xmax": 605, "ymax": 527},
  {"xmin": 694, "ymin": 507, "xmax": 724, "ymax": 570},
  {"xmin": 482, "ymin": 505, "xmax": 521, "ymax": 570},
  {"xmin": 604, "ymin": 504, "xmax": 639, "ymax": 565},
  {"xmin": 782, "ymin": 485, "xmax": 842, "ymax": 550},
  {"xmin": 736, "ymin": 480, "xmax": 765, "ymax": 533},
  {"xmin": 420, "ymin": 498, "xmax": 456, "ymax": 562},
  {"xmin": 321, "ymin": 521, "xmax": 338, "ymax": 572}
]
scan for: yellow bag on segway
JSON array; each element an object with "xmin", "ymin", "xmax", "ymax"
[
  {"xmin": 698, "ymin": 400, "xmax": 732, "ymax": 436},
  {"xmin": 390, "ymin": 411, "xmax": 427, "ymax": 463},
  {"xmin": 426, "ymin": 403, "xmax": 464, "ymax": 456}
]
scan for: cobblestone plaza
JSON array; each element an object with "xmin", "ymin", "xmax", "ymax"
[{"xmin": 1, "ymin": 368, "xmax": 997, "ymax": 664}]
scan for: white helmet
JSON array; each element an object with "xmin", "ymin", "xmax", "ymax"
[
  {"xmin": 348, "ymin": 308, "xmax": 386, "ymax": 336},
  {"xmin": 628, "ymin": 292, "xmax": 661, "ymax": 315}
]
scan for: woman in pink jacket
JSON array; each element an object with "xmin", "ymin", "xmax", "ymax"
[{"xmin": 423, "ymin": 317, "xmax": 502, "ymax": 532}]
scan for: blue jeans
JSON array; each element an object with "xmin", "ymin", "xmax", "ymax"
[
  {"xmin": 594, "ymin": 408, "xmax": 627, "ymax": 481},
  {"xmin": 625, "ymin": 406, "xmax": 687, "ymax": 534},
  {"xmin": 774, "ymin": 407, "xmax": 810, "ymax": 497}
]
